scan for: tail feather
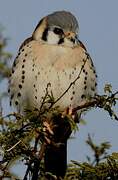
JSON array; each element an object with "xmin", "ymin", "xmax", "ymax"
[
  {"xmin": 44, "ymin": 115, "xmax": 72, "ymax": 179},
  {"xmin": 44, "ymin": 141, "xmax": 67, "ymax": 178}
]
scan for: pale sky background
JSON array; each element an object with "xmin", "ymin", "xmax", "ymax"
[{"xmin": 0, "ymin": 0, "xmax": 118, "ymax": 178}]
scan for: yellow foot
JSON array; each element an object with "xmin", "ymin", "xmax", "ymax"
[
  {"xmin": 43, "ymin": 120, "xmax": 54, "ymax": 144},
  {"xmin": 62, "ymin": 106, "xmax": 74, "ymax": 118},
  {"xmin": 43, "ymin": 121, "xmax": 54, "ymax": 135}
]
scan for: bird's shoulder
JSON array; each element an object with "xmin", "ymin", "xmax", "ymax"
[{"xmin": 19, "ymin": 36, "xmax": 33, "ymax": 50}]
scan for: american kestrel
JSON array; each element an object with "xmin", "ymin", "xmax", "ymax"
[{"xmin": 8, "ymin": 11, "xmax": 97, "ymax": 178}]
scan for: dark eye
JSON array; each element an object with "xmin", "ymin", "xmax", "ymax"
[{"xmin": 53, "ymin": 27, "xmax": 63, "ymax": 35}]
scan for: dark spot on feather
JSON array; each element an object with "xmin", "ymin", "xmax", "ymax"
[
  {"xmin": 11, "ymin": 94, "xmax": 14, "ymax": 99},
  {"xmin": 93, "ymin": 70, "xmax": 96, "ymax": 74},
  {"xmin": 83, "ymin": 69, "xmax": 85, "ymax": 73},
  {"xmin": 12, "ymin": 69, "xmax": 15, "ymax": 74},
  {"xmin": 81, "ymin": 94, "xmax": 86, "ymax": 99},
  {"xmin": 15, "ymin": 101, "xmax": 18, "ymax": 105},
  {"xmin": 22, "ymin": 75, "xmax": 25, "ymax": 80},
  {"xmin": 72, "ymin": 91, "xmax": 75, "ymax": 95},
  {"xmin": 70, "ymin": 96, "xmax": 73, "ymax": 100},
  {"xmin": 84, "ymin": 85, "xmax": 87, "ymax": 90},
  {"xmin": 22, "ymin": 70, "xmax": 25, "ymax": 74},
  {"xmin": 17, "ymin": 92, "xmax": 21, "ymax": 97},
  {"xmin": 19, "ymin": 84, "xmax": 22, "ymax": 89}
]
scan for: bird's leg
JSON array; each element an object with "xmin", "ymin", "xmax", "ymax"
[
  {"xmin": 43, "ymin": 120, "xmax": 55, "ymax": 144},
  {"xmin": 62, "ymin": 106, "xmax": 76, "ymax": 120},
  {"xmin": 43, "ymin": 121, "xmax": 54, "ymax": 136},
  {"xmin": 62, "ymin": 106, "xmax": 80, "ymax": 123},
  {"xmin": 44, "ymin": 113, "xmax": 72, "ymax": 179},
  {"xmin": 61, "ymin": 106, "xmax": 72, "ymax": 118}
]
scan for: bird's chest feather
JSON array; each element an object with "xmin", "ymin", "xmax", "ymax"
[{"xmin": 9, "ymin": 42, "xmax": 97, "ymax": 112}]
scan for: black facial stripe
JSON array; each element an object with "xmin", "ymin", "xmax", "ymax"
[
  {"xmin": 42, "ymin": 28, "xmax": 48, "ymax": 41},
  {"xmin": 70, "ymin": 37, "xmax": 75, "ymax": 43},
  {"xmin": 58, "ymin": 38, "xmax": 64, "ymax": 44}
]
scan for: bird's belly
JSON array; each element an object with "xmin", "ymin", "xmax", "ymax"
[
  {"xmin": 10, "ymin": 66, "xmax": 83, "ymax": 113},
  {"xmin": 34, "ymin": 66, "xmax": 84, "ymax": 110}
]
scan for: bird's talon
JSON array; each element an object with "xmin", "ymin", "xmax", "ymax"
[
  {"xmin": 62, "ymin": 107, "xmax": 73, "ymax": 118},
  {"xmin": 43, "ymin": 121, "xmax": 54, "ymax": 135},
  {"xmin": 45, "ymin": 136, "xmax": 51, "ymax": 144}
]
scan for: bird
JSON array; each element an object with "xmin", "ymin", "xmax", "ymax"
[{"xmin": 8, "ymin": 11, "xmax": 97, "ymax": 179}]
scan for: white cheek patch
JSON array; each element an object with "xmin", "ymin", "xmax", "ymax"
[
  {"xmin": 47, "ymin": 31, "xmax": 76, "ymax": 47},
  {"xmin": 47, "ymin": 31, "xmax": 60, "ymax": 44}
]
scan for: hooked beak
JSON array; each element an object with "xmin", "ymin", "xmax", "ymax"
[{"xmin": 64, "ymin": 31, "xmax": 78, "ymax": 44}]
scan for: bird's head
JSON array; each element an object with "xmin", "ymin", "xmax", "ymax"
[{"xmin": 33, "ymin": 11, "xmax": 79, "ymax": 47}]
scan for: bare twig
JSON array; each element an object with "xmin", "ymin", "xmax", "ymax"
[
  {"xmin": 72, "ymin": 99, "xmax": 97, "ymax": 114},
  {"xmin": 6, "ymin": 140, "xmax": 22, "ymax": 152},
  {"xmin": 39, "ymin": 83, "xmax": 52, "ymax": 113},
  {"xmin": 31, "ymin": 142, "xmax": 46, "ymax": 180}
]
